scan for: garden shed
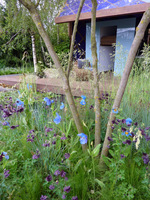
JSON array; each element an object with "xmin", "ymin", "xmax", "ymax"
[{"xmin": 55, "ymin": 0, "xmax": 150, "ymax": 76}]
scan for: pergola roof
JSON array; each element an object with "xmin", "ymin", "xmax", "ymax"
[{"xmin": 55, "ymin": 0, "xmax": 150, "ymax": 23}]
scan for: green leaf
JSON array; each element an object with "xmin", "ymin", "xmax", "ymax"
[
  {"xmin": 91, "ymin": 144, "xmax": 101, "ymax": 157},
  {"xmin": 95, "ymin": 179, "xmax": 105, "ymax": 188},
  {"xmin": 73, "ymin": 159, "xmax": 83, "ymax": 172},
  {"xmin": 66, "ymin": 118, "xmax": 73, "ymax": 137}
]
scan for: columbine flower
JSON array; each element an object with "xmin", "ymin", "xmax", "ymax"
[
  {"xmin": 64, "ymin": 186, "xmax": 71, "ymax": 193},
  {"xmin": 120, "ymin": 154, "xmax": 125, "ymax": 159},
  {"xmin": 40, "ymin": 195, "xmax": 47, "ymax": 200},
  {"xmin": 112, "ymin": 108, "xmax": 118, "ymax": 114},
  {"xmin": 53, "ymin": 113, "xmax": 61, "ymax": 124},
  {"xmin": 107, "ymin": 136, "xmax": 113, "ymax": 142},
  {"xmin": 46, "ymin": 175, "xmax": 52, "ymax": 182},
  {"xmin": 10, "ymin": 125, "xmax": 19, "ymax": 129},
  {"xmin": 122, "ymin": 131, "xmax": 132, "ymax": 137},
  {"xmin": 80, "ymin": 99, "xmax": 86, "ymax": 105},
  {"xmin": 77, "ymin": 133, "xmax": 88, "ymax": 144},
  {"xmin": 60, "ymin": 170, "xmax": 66, "ymax": 178},
  {"xmin": 27, "ymin": 83, "xmax": 32, "ymax": 90},
  {"xmin": 125, "ymin": 118, "xmax": 132, "ymax": 126},
  {"xmin": 72, "ymin": 196, "xmax": 78, "ymax": 200},
  {"xmin": 45, "ymin": 126, "xmax": 53, "ymax": 132},
  {"xmin": 64, "ymin": 153, "xmax": 70, "ymax": 159},
  {"xmin": 49, "ymin": 185, "xmax": 55, "ymax": 190},
  {"xmin": 32, "ymin": 151, "xmax": 40, "ymax": 159},
  {"xmin": 3, "ymin": 152, "xmax": 9, "ymax": 159},
  {"xmin": 0, "ymin": 153, "xmax": 3, "ymax": 162},
  {"xmin": 142, "ymin": 153, "xmax": 149, "ymax": 164},
  {"xmin": 42, "ymin": 142, "xmax": 50, "ymax": 147},
  {"xmin": 16, "ymin": 98, "xmax": 24, "ymax": 107},
  {"xmin": 44, "ymin": 97, "xmax": 52, "ymax": 106},
  {"xmin": 60, "ymin": 102, "xmax": 65, "ymax": 110},
  {"xmin": 4, "ymin": 169, "xmax": 10, "ymax": 178}
]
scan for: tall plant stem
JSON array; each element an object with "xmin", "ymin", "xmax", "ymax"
[
  {"xmin": 100, "ymin": 7, "xmax": 150, "ymax": 163},
  {"xmin": 91, "ymin": 0, "xmax": 101, "ymax": 147}
]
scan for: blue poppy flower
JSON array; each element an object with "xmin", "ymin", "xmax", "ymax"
[
  {"xmin": 16, "ymin": 98, "xmax": 24, "ymax": 107},
  {"xmin": 77, "ymin": 133, "xmax": 88, "ymax": 144},
  {"xmin": 3, "ymin": 152, "xmax": 9, "ymax": 160},
  {"xmin": 122, "ymin": 131, "xmax": 132, "ymax": 137},
  {"xmin": 80, "ymin": 99, "xmax": 86, "ymax": 105},
  {"xmin": 112, "ymin": 108, "xmax": 118, "ymax": 114},
  {"xmin": 44, "ymin": 97, "xmax": 51, "ymax": 106},
  {"xmin": 53, "ymin": 113, "xmax": 61, "ymax": 124},
  {"xmin": 81, "ymin": 95, "xmax": 86, "ymax": 100},
  {"xmin": 126, "ymin": 118, "xmax": 132, "ymax": 125},
  {"xmin": 60, "ymin": 102, "xmax": 65, "ymax": 110},
  {"xmin": 27, "ymin": 83, "xmax": 32, "ymax": 90}
]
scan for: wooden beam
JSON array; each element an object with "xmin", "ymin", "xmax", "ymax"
[{"xmin": 55, "ymin": 3, "xmax": 150, "ymax": 24}]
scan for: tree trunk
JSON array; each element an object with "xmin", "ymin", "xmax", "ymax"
[
  {"xmin": 18, "ymin": 0, "xmax": 87, "ymax": 150},
  {"xmin": 100, "ymin": 7, "xmax": 150, "ymax": 163},
  {"xmin": 31, "ymin": 32, "xmax": 38, "ymax": 73},
  {"xmin": 91, "ymin": 0, "xmax": 101, "ymax": 147}
]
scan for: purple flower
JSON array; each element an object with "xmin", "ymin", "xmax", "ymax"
[
  {"xmin": 112, "ymin": 108, "xmax": 118, "ymax": 114},
  {"xmin": 122, "ymin": 119, "xmax": 126, "ymax": 124},
  {"xmin": 64, "ymin": 153, "xmax": 70, "ymax": 159},
  {"xmin": 42, "ymin": 142, "xmax": 50, "ymax": 147},
  {"xmin": 60, "ymin": 170, "xmax": 66, "ymax": 178},
  {"xmin": 49, "ymin": 185, "xmax": 55, "ymax": 190},
  {"xmin": 123, "ymin": 140, "xmax": 131, "ymax": 145},
  {"xmin": 72, "ymin": 196, "xmax": 78, "ymax": 200},
  {"xmin": 107, "ymin": 137, "xmax": 113, "ymax": 142},
  {"xmin": 125, "ymin": 118, "xmax": 132, "ymax": 126},
  {"xmin": 62, "ymin": 194, "xmax": 66, "ymax": 199},
  {"xmin": 40, "ymin": 195, "xmax": 47, "ymax": 200},
  {"xmin": 32, "ymin": 153, "xmax": 40, "ymax": 159},
  {"xmin": 52, "ymin": 140, "xmax": 56, "ymax": 145},
  {"xmin": 4, "ymin": 169, "xmax": 10, "ymax": 178},
  {"xmin": 77, "ymin": 133, "xmax": 88, "ymax": 144},
  {"xmin": 111, "ymin": 126, "xmax": 115, "ymax": 129},
  {"xmin": 10, "ymin": 125, "xmax": 19, "ymax": 129},
  {"xmin": 60, "ymin": 102, "xmax": 65, "ymax": 110},
  {"xmin": 45, "ymin": 126, "xmax": 53, "ymax": 132},
  {"xmin": 46, "ymin": 175, "xmax": 52, "ymax": 182},
  {"xmin": 29, "ymin": 129, "xmax": 34, "ymax": 133},
  {"xmin": 61, "ymin": 134, "xmax": 67, "ymax": 140},
  {"xmin": 53, "ymin": 133, "xmax": 57, "ymax": 137},
  {"xmin": 121, "ymin": 127, "xmax": 126, "ymax": 132},
  {"xmin": 65, "ymin": 177, "xmax": 68, "ymax": 181},
  {"xmin": 122, "ymin": 131, "xmax": 132, "ymax": 137},
  {"xmin": 142, "ymin": 153, "xmax": 149, "ymax": 164},
  {"xmin": 27, "ymin": 138, "xmax": 34, "ymax": 142},
  {"xmin": 89, "ymin": 105, "xmax": 94, "ymax": 109},
  {"xmin": 2, "ymin": 121, "xmax": 10, "ymax": 126},
  {"xmin": 63, "ymin": 186, "xmax": 71, "ymax": 193},
  {"xmin": 145, "ymin": 126, "xmax": 150, "ymax": 130},
  {"xmin": 54, "ymin": 170, "xmax": 61, "ymax": 176},
  {"xmin": 0, "ymin": 153, "xmax": 3, "ymax": 162},
  {"xmin": 120, "ymin": 154, "xmax": 125, "ymax": 159},
  {"xmin": 53, "ymin": 113, "xmax": 61, "ymax": 124},
  {"xmin": 134, "ymin": 122, "xmax": 138, "ymax": 126},
  {"xmin": 145, "ymin": 135, "xmax": 150, "ymax": 141}
]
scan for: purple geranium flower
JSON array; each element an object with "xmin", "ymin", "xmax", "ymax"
[
  {"xmin": 142, "ymin": 153, "xmax": 149, "ymax": 164},
  {"xmin": 49, "ymin": 185, "xmax": 55, "ymax": 190},
  {"xmin": 64, "ymin": 186, "xmax": 71, "ymax": 193},
  {"xmin": 64, "ymin": 153, "xmax": 70, "ymax": 159},
  {"xmin": 46, "ymin": 175, "xmax": 52, "ymax": 182},
  {"xmin": 77, "ymin": 133, "xmax": 88, "ymax": 144},
  {"xmin": 53, "ymin": 113, "xmax": 61, "ymax": 124},
  {"xmin": 123, "ymin": 140, "xmax": 131, "ymax": 145},
  {"xmin": 62, "ymin": 194, "xmax": 66, "ymax": 199},
  {"xmin": 54, "ymin": 170, "xmax": 61, "ymax": 176},
  {"xmin": 4, "ymin": 169, "xmax": 10, "ymax": 178},
  {"xmin": 40, "ymin": 195, "xmax": 47, "ymax": 200},
  {"xmin": 72, "ymin": 196, "xmax": 78, "ymax": 200}
]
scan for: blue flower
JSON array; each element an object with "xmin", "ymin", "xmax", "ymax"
[
  {"xmin": 80, "ymin": 99, "xmax": 86, "ymax": 105},
  {"xmin": 81, "ymin": 95, "xmax": 86, "ymax": 100},
  {"xmin": 27, "ymin": 83, "xmax": 32, "ymax": 90},
  {"xmin": 77, "ymin": 133, "xmax": 88, "ymax": 144},
  {"xmin": 44, "ymin": 97, "xmax": 52, "ymax": 106},
  {"xmin": 125, "ymin": 118, "xmax": 132, "ymax": 125},
  {"xmin": 112, "ymin": 108, "xmax": 118, "ymax": 114},
  {"xmin": 60, "ymin": 102, "xmax": 65, "ymax": 110},
  {"xmin": 53, "ymin": 113, "xmax": 61, "ymax": 124},
  {"xmin": 16, "ymin": 99, "xmax": 24, "ymax": 107},
  {"xmin": 3, "ymin": 152, "xmax": 9, "ymax": 160},
  {"xmin": 122, "ymin": 131, "xmax": 132, "ymax": 137}
]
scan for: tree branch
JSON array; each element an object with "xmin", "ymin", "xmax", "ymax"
[
  {"xmin": 67, "ymin": 0, "xmax": 85, "ymax": 77},
  {"xmin": 5, "ymin": 29, "xmax": 22, "ymax": 45}
]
